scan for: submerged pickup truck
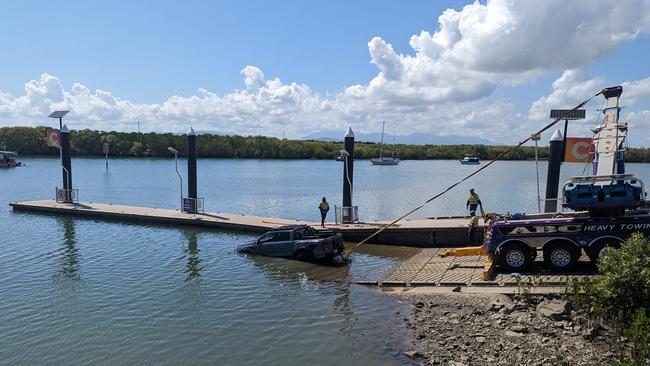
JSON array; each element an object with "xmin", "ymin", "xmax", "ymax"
[{"xmin": 236, "ymin": 225, "xmax": 344, "ymax": 261}]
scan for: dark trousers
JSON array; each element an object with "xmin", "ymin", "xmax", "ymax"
[{"xmin": 320, "ymin": 210, "xmax": 328, "ymax": 226}]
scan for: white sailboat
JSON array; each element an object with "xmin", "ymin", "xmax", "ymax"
[{"xmin": 371, "ymin": 122, "xmax": 400, "ymax": 165}]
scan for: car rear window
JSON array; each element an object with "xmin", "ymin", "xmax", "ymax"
[{"xmin": 274, "ymin": 232, "xmax": 291, "ymax": 241}]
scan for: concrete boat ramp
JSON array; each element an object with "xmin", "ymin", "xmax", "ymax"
[
  {"xmin": 10, "ymin": 200, "xmax": 478, "ymax": 246},
  {"xmin": 357, "ymin": 247, "xmax": 594, "ymax": 289}
]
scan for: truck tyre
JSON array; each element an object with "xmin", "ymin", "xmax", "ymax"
[
  {"xmin": 497, "ymin": 242, "xmax": 533, "ymax": 272},
  {"xmin": 587, "ymin": 239, "xmax": 620, "ymax": 264},
  {"xmin": 295, "ymin": 250, "xmax": 313, "ymax": 262},
  {"xmin": 543, "ymin": 241, "xmax": 579, "ymax": 271}
]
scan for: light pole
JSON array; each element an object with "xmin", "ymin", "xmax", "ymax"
[
  {"xmin": 168, "ymin": 147, "xmax": 183, "ymax": 210},
  {"xmin": 48, "ymin": 110, "xmax": 69, "ymax": 130},
  {"xmin": 531, "ymin": 133, "xmax": 541, "ymax": 213}
]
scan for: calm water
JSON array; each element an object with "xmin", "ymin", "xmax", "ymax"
[{"xmin": 3, "ymin": 157, "xmax": 650, "ymax": 365}]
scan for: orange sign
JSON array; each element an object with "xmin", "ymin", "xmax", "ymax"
[
  {"xmin": 46, "ymin": 128, "xmax": 60, "ymax": 147},
  {"xmin": 564, "ymin": 137, "xmax": 594, "ymax": 163}
]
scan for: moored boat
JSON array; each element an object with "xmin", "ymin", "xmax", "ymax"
[
  {"xmin": 459, "ymin": 155, "xmax": 480, "ymax": 165},
  {"xmin": 0, "ymin": 151, "xmax": 21, "ymax": 168},
  {"xmin": 370, "ymin": 122, "xmax": 400, "ymax": 165}
]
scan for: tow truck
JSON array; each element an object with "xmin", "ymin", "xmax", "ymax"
[{"xmin": 442, "ymin": 86, "xmax": 650, "ymax": 279}]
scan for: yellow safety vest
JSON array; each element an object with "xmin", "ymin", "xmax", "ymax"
[
  {"xmin": 468, "ymin": 193, "xmax": 480, "ymax": 204},
  {"xmin": 319, "ymin": 201, "xmax": 329, "ymax": 211}
]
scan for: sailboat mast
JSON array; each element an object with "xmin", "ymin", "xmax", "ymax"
[
  {"xmin": 391, "ymin": 128, "xmax": 396, "ymax": 158},
  {"xmin": 379, "ymin": 121, "xmax": 385, "ymax": 159}
]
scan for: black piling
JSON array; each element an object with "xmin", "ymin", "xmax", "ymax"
[
  {"xmin": 342, "ymin": 127, "xmax": 355, "ymax": 222},
  {"xmin": 187, "ymin": 127, "xmax": 197, "ymax": 204},
  {"xmin": 61, "ymin": 125, "xmax": 73, "ymax": 202},
  {"xmin": 544, "ymin": 129, "xmax": 564, "ymax": 213}
]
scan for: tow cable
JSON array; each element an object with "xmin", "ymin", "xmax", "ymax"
[{"xmin": 344, "ymin": 88, "xmax": 605, "ymax": 255}]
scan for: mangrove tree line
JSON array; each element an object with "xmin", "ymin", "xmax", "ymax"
[{"xmin": 3, "ymin": 125, "xmax": 650, "ymax": 162}]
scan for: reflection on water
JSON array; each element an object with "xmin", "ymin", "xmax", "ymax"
[
  {"xmin": 246, "ymin": 253, "xmax": 351, "ymax": 283},
  {"xmin": 58, "ymin": 217, "xmax": 80, "ymax": 279},
  {"xmin": 183, "ymin": 229, "xmax": 202, "ymax": 281},
  {"xmin": 3, "ymin": 158, "xmax": 486, "ymax": 365},
  {"xmin": 333, "ymin": 277, "xmax": 353, "ymax": 332}
]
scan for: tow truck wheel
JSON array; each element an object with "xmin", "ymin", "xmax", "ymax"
[
  {"xmin": 497, "ymin": 242, "xmax": 533, "ymax": 272},
  {"xmin": 587, "ymin": 239, "xmax": 620, "ymax": 264},
  {"xmin": 543, "ymin": 242, "xmax": 578, "ymax": 271}
]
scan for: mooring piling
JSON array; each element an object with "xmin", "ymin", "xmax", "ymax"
[
  {"xmin": 544, "ymin": 129, "xmax": 564, "ymax": 212},
  {"xmin": 61, "ymin": 125, "xmax": 73, "ymax": 202},
  {"xmin": 341, "ymin": 126, "xmax": 356, "ymax": 223},
  {"xmin": 187, "ymin": 127, "xmax": 198, "ymax": 212}
]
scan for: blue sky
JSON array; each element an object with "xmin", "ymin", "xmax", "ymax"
[
  {"xmin": 1, "ymin": 0, "xmax": 463, "ymax": 102},
  {"xmin": 1, "ymin": 0, "xmax": 650, "ymax": 145}
]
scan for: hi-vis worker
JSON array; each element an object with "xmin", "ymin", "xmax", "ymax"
[
  {"xmin": 318, "ymin": 197, "xmax": 330, "ymax": 228},
  {"xmin": 467, "ymin": 210, "xmax": 480, "ymax": 244},
  {"xmin": 466, "ymin": 188, "xmax": 484, "ymax": 216}
]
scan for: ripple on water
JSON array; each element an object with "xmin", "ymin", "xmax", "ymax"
[
  {"xmin": 0, "ymin": 158, "xmax": 468, "ymax": 365},
  {"xmin": 0, "ymin": 222, "xmax": 415, "ymax": 365}
]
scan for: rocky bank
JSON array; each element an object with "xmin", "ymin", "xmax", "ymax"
[{"xmin": 398, "ymin": 293, "xmax": 621, "ymax": 365}]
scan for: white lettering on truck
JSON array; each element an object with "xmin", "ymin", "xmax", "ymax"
[
  {"xmin": 509, "ymin": 225, "xmax": 582, "ymax": 235},
  {"xmin": 619, "ymin": 223, "xmax": 650, "ymax": 230}
]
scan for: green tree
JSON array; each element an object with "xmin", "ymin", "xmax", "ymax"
[
  {"xmin": 129, "ymin": 141, "xmax": 145, "ymax": 156},
  {"xmin": 4, "ymin": 125, "xmax": 650, "ymax": 162}
]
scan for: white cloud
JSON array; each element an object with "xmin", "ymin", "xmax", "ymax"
[
  {"xmin": 241, "ymin": 66, "xmax": 265, "ymax": 90},
  {"xmin": 623, "ymin": 76, "xmax": 650, "ymax": 104},
  {"xmin": 528, "ymin": 70, "xmax": 605, "ymax": 121},
  {"xmin": 527, "ymin": 71, "xmax": 650, "ymax": 145},
  {"xmin": 1, "ymin": 0, "xmax": 649, "ymax": 144},
  {"xmin": 348, "ymin": 0, "xmax": 650, "ymax": 106}
]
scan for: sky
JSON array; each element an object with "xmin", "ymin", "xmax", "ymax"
[{"xmin": 1, "ymin": 0, "xmax": 650, "ymax": 145}]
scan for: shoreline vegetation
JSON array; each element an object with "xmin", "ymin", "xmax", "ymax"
[{"xmin": 4, "ymin": 126, "xmax": 650, "ymax": 162}]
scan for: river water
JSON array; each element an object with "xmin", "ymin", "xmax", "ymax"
[{"xmin": 3, "ymin": 157, "xmax": 650, "ymax": 365}]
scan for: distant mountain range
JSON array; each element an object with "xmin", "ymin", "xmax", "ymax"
[
  {"xmin": 194, "ymin": 129, "xmax": 497, "ymax": 145},
  {"xmin": 300, "ymin": 131, "xmax": 497, "ymax": 145}
]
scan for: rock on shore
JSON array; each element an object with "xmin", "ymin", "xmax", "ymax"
[{"xmin": 401, "ymin": 293, "xmax": 618, "ymax": 366}]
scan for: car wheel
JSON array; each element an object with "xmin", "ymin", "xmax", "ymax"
[
  {"xmin": 543, "ymin": 241, "xmax": 579, "ymax": 271},
  {"xmin": 295, "ymin": 250, "xmax": 313, "ymax": 262},
  {"xmin": 587, "ymin": 239, "xmax": 620, "ymax": 264},
  {"xmin": 497, "ymin": 242, "xmax": 533, "ymax": 272}
]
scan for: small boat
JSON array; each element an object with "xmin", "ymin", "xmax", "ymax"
[
  {"xmin": 371, "ymin": 122, "xmax": 400, "ymax": 165},
  {"xmin": 0, "ymin": 151, "xmax": 21, "ymax": 168},
  {"xmin": 460, "ymin": 155, "xmax": 480, "ymax": 165}
]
